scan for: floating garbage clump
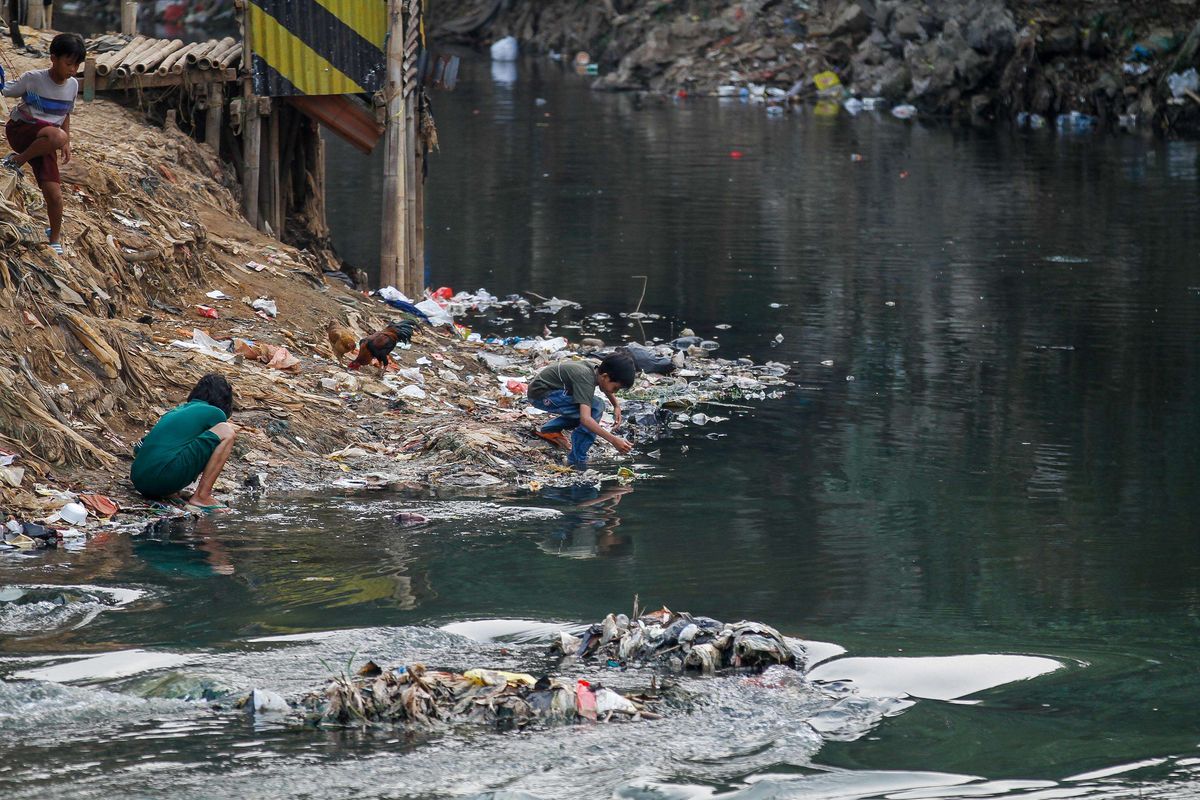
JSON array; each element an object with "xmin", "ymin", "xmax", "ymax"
[{"xmin": 552, "ymin": 604, "xmax": 804, "ymax": 675}]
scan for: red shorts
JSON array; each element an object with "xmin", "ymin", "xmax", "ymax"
[{"xmin": 4, "ymin": 118, "xmax": 60, "ymax": 184}]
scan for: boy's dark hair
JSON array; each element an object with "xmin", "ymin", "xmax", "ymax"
[
  {"xmin": 598, "ymin": 351, "xmax": 637, "ymax": 389},
  {"xmin": 49, "ymin": 33, "xmax": 86, "ymax": 63},
  {"xmin": 187, "ymin": 373, "xmax": 233, "ymax": 417}
]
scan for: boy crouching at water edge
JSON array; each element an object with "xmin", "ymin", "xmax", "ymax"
[
  {"xmin": 1, "ymin": 32, "xmax": 86, "ymax": 256},
  {"xmin": 131, "ymin": 374, "xmax": 238, "ymax": 514},
  {"xmin": 527, "ymin": 352, "xmax": 637, "ymax": 470}
]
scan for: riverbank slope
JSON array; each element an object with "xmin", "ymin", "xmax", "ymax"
[{"xmin": 0, "ymin": 36, "xmax": 786, "ymax": 540}]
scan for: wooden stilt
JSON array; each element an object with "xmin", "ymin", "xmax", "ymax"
[
  {"xmin": 121, "ymin": 0, "xmax": 137, "ymax": 35},
  {"xmin": 414, "ymin": 140, "xmax": 426, "ymax": 292},
  {"xmin": 26, "ymin": 0, "xmax": 43, "ymax": 30},
  {"xmin": 404, "ymin": 92, "xmax": 420, "ymax": 298},
  {"xmin": 311, "ymin": 125, "xmax": 328, "ymax": 239},
  {"xmin": 82, "ymin": 57, "xmax": 96, "ymax": 103},
  {"xmin": 242, "ymin": 95, "xmax": 262, "ymax": 230},
  {"xmin": 205, "ymin": 81, "xmax": 223, "ymax": 155},
  {"xmin": 265, "ymin": 99, "xmax": 282, "ymax": 238},
  {"xmin": 379, "ymin": 0, "xmax": 409, "ymax": 292}
]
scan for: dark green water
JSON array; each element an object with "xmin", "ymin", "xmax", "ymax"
[{"xmin": 3, "ymin": 59, "xmax": 1200, "ymax": 798}]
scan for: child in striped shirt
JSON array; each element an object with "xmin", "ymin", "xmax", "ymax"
[{"xmin": 2, "ymin": 33, "xmax": 86, "ymax": 255}]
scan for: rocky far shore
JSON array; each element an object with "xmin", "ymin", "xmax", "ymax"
[{"xmin": 434, "ymin": 0, "xmax": 1200, "ymax": 135}]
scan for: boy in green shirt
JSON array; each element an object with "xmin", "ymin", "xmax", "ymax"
[
  {"xmin": 131, "ymin": 374, "xmax": 238, "ymax": 513},
  {"xmin": 526, "ymin": 352, "xmax": 636, "ymax": 470}
]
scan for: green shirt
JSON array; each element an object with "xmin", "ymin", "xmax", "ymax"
[
  {"xmin": 528, "ymin": 360, "xmax": 597, "ymax": 407},
  {"xmin": 130, "ymin": 400, "xmax": 227, "ymax": 497}
]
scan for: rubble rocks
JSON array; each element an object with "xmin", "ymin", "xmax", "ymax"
[{"xmin": 433, "ymin": 0, "xmax": 1200, "ymax": 134}]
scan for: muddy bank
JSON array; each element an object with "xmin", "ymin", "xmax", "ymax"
[
  {"xmin": 0, "ymin": 35, "xmax": 790, "ymax": 550},
  {"xmin": 434, "ymin": 0, "xmax": 1200, "ymax": 134}
]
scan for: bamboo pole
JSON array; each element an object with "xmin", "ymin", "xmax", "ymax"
[
  {"xmin": 404, "ymin": 89, "xmax": 419, "ymax": 297},
  {"xmin": 380, "ymin": 0, "xmax": 408, "ymax": 292},
  {"xmin": 191, "ymin": 37, "xmax": 234, "ymax": 68},
  {"xmin": 201, "ymin": 40, "xmax": 239, "ymax": 70},
  {"xmin": 266, "ymin": 99, "xmax": 282, "ymax": 238},
  {"xmin": 157, "ymin": 41, "xmax": 199, "ymax": 74},
  {"xmin": 215, "ymin": 43, "xmax": 243, "ymax": 70},
  {"xmin": 205, "ymin": 81, "xmax": 223, "ymax": 156},
  {"xmin": 121, "ymin": 0, "xmax": 137, "ymax": 36},
  {"xmin": 415, "ymin": 137, "xmax": 426, "ymax": 288},
  {"xmin": 115, "ymin": 37, "xmax": 162, "ymax": 77},
  {"xmin": 95, "ymin": 34, "xmax": 146, "ymax": 76},
  {"xmin": 243, "ymin": 99, "xmax": 262, "ymax": 230},
  {"xmin": 133, "ymin": 39, "xmax": 182, "ymax": 73},
  {"xmin": 185, "ymin": 40, "xmax": 220, "ymax": 68}
]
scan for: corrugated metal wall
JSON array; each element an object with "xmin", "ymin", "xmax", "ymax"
[{"xmin": 249, "ymin": 0, "xmax": 387, "ymax": 96}]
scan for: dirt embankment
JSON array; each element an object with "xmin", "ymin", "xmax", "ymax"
[
  {"xmin": 433, "ymin": 0, "xmax": 1200, "ymax": 134},
  {"xmin": 0, "ymin": 34, "xmax": 789, "ymax": 542}
]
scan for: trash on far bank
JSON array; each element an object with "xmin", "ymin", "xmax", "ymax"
[
  {"xmin": 490, "ymin": 36, "xmax": 518, "ymax": 61},
  {"xmin": 1168, "ymin": 68, "xmax": 1199, "ymax": 99},
  {"xmin": 1016, "ymin": 112, "xmax": 1046, "ymax": 129},
  {"xmin": 251, "ymin": 298, "xmax": 278, "ymax": 318},
  {"xmin": 552, "ymin": 605, "xmax": 804, "ymax": 675},
  {"xmin": 1056, "ymin": 111, "xmax": 1096, "ymax": 132},
  {"xmin": 891, "ymin": 104, "xmax": 917, "ymax": 120},
  {"xmin": 813, "ymin": 71, "xmax": 842, "ymax": 97}
]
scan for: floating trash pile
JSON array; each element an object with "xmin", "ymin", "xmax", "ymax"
[
  {"xmin": 297, "ymin": 662, "xmax": 665, "ymax": 729},
  {"xmin": 248, "ymin": 605, "xmax": 804, "ymax": 732},
  {"xmin": 553, "ymin": 605, "xmax": 803, "ymax": 675}
]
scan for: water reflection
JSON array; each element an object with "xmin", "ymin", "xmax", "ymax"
[{"xmin": 536, "ymin": 485, "xmax": 633, "ymax": 559}]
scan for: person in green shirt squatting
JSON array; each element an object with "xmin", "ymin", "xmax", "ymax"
[
  {"xmin": 130, "ymin": 374, "xmax": 237, "ymax": 513},
  {"xmin": 526, "ymin": 352, "xmax": 636, "ymax": 470}
]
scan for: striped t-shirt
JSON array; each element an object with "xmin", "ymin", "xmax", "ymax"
[{"xmin": 1, "ymin": 69, "xmax": 78, "ymax": 126}]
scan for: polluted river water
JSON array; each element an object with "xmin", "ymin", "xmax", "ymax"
[{"xmin": 4, "ymin": 58, "xmax": 1200, "ymax": 798}]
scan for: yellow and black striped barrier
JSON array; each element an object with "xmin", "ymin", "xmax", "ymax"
[{"xmin": 248, "ymin": 0, "xmax": 387, "ymax": 96}]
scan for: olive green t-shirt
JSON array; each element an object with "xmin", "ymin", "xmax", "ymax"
[
  {"xmin": 130, "ymin": 400, "xmax": 227, "ymax": 497},
  {"xmin": 527, "ymin": 360, "xmax": 597, "ymax": 407}
]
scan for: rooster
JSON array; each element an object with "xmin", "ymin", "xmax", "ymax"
[
  {"xmin": 327, "ymin": 320, "xmax": 359, "ymax": 365},
  {"xmin": 347, "ymin": 319, "xmax": 417, "ymax": 373}
]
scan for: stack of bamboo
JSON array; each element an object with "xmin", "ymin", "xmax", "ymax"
[{"xmin": 93, "ymin": 35, "xmax": 241, "ymax": 78}]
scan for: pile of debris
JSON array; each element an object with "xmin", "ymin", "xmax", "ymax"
[
  {"xmin": 298, "ymin": 662, "xmax": 664, "ymax": 729},
  {"xmin": 553, "ymin": 605, "xmax": 803, "ymax": 675}
]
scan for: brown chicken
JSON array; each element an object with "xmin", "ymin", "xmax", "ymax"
[
  {"xmin": 347, "ymin": 320, "xmax": 416, "ymax": 373},
  {"xmin": 327, "ymin": 320, "xmax": 359, "ymax": 365}
]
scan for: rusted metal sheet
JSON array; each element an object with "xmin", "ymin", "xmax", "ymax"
[
  {"xmin": 286, "ymin": 94, "xmax": 384, "ymax": 154},
  {"xmin": 249, "ymin": 0, "xmax": 387, "ymax": 97}
]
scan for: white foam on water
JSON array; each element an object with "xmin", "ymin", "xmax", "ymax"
[
  {"xmin": 806, "ymin": 654, "xmax": 1064, "ymax": 701},
  {"xmin": 11, "ymin": 650, "xmax": 192, "ymax": 683}
]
